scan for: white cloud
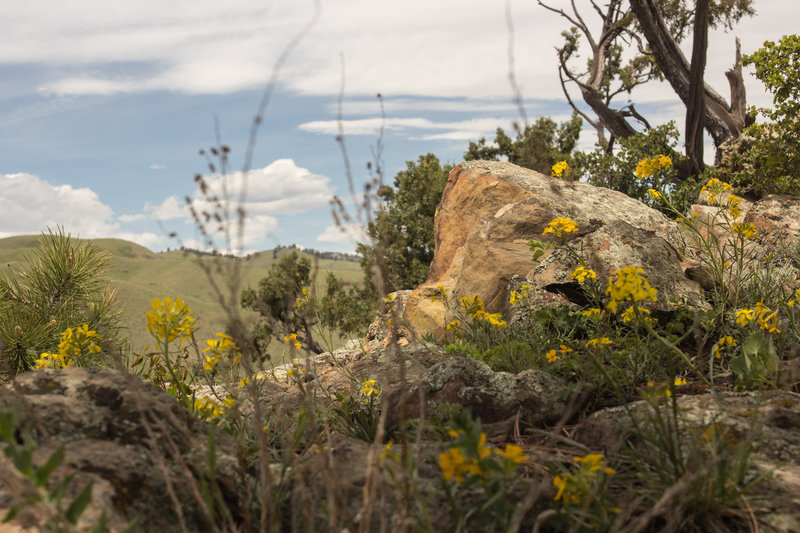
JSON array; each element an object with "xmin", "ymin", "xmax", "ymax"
[
  {"xmin": 2, "ymin": 0, "xmax": 794, "ymax": 107},
  {"xmin": 190, "ymin": 159, "xmax": 333, "ymax": 217},
  {"xmin": 117, "ymin": 213, "xmax": 148, "ymax": 223},
  {"xmin": 149, "ymin": 163, "xmax": 166, "ymax": 170},
  {"xmin": 300, "ymin": 116, "xmax": 517, "ymax": 141},
  {"xmin": 317, "ymin": 223, "xmax": 368, "ymax": 244},
  {"xmin": 0, "ymin": 172, "xmax": 162, "ymax": 247},
  {"xmin": 145, "ymin": 195, "xmax": 187, "ymax": 220},
  {"xmin": 142, "ymin": 159, "xmax": 330, "ymax": 251}
]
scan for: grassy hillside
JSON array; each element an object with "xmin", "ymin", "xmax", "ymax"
[{"xmin": 0, "ymin": 235, "xmax": 363, "ymax": 359}]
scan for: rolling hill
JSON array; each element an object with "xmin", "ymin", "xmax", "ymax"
[{"xmin": 0, "ymin": 235, "xmax": 364, "ymax": 358}]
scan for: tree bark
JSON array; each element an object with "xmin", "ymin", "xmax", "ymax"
[
  {"xmin": 686, "ymin": 0, "xmax": 709, "ymax": 174},
  {"xmin": 629, "ymin": 0, "xmax": 748, "ymax": 147}
]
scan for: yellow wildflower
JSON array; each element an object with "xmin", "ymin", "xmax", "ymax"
[
  {"xmin": 543, "ymin": 217, "xmax": 578, "ymax": 239},
  {"xmin": 360, "ymin": 379, "xmax": 380, "ymax": 398},
  {"xmin": 635, "ymin": 154, "xmax": 672, "ymax": 180},
  {"xmin": 551, "ymin": 160, "xmax": 571, "ymax": 178},
  {"xmin": 647, "ymin": 188, "xmax": 661, "ymax": 200},
  {"xmin": 545, "ymin": 349, "xmax": 558, "ymax": 364},
  {"xmin": 586, "ymin": 337, "xmax": 613, "ymax": 349},
  {"xmin": 146, "ymin": 297, "xmax": 196, "ymax": 346},
  {"xmin": 495, "ymin": 443, "xmax": 528, "ymax": 464},
  {"xmin": 731, "ymin": 222, "xmax": 758, "ymax": 240},
  {"xmin": 788, "ymin": 289, "xmax": 800, "ymax": 307},
  {"xmin": 605, "ymin": 265, "xmax": 658, "ymax": 315},
  {"xmin": 573, "ymin": 453, "xmax": 616, "ymax": 475},
  {"xmin": 735, "ymin": 308, "xmax": 755, "ymax": 326},
  {"xmin": 283, "ymin": 333, "xmax": 302, "ymax": 350},
  {"xmin": 570, "ymin": 266, "xmax": 597, "ymax": 283}
]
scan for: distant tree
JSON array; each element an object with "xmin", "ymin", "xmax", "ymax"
[
  {"xmin": 357, "ymin": 153, "xmax": 452, "ymax": 292},
  {"xmin": 241, "ymin": 251, "xmax": 324, "ymax": 354},
  {"xmin": 318, "ymin": 273, "xmax": 375, "ymax": 337},
  {"xmin": 464, "ymin": 113, "xmax": 583, "ymax": 175}
]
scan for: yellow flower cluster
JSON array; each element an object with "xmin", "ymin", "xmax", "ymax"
[
  {"xmin": 647, "ymin": 188, "xmax": 661, "ymax": 200},
  {"xmin": 35, "ymin": 324, "xmax": 102, "ymax": 369},
  {"xmin": 553, "ymin": 453, "xmax": 616, "ymax": 505},
  {"xmin": 551, "ymin": 160, "xmax": 571, "ymax": 178},
  {"xmin": 146, "ymin": 297, "xmax": 196, "ymax": 346},
  {"xmin": 438, "ymin": 431, "xmax": 528, "ymax": 483},
  {"xmin": 713, "ymin": 335, "xmax": 737, "ymax": 359},
  {"xmin": 605, "ymin": 265, "xmax": 658, "ymax": 315},
  {"xmin": 569, "ymin": 266, "xmax": 597, "ymax": 283},
  {"xmin": 581, "ymin": 308, "xmax": 604, "ymax": 320},
  {"xmin": 284, "ymin": 333, "xmax": 302, "ymax": 350},
  {"xmin": 203, "ymin": 333, "xmax": 240, "ymax": 372},
  {"xmin": 194, "ymin": 397, "xmax": 235, "ymax": 421},
  {"xmin": 789, "ymin": 289, "xmax": 800, "ymax": 308},
  {"xmin": 545, "ymin": 344, "xmax": 572, "ymax": 364},
  {"xmin": 459, "ymin": 296, "xmax": 507, "ymax": 328},
  {"xmin": 509, "ymin": 284, "xmax": 533, "ymax": 305},
  {"xmin": 542, "ymin": 217, "xmax": 578, "ymax": 239},
  {"xmin": 699, "ymin": 177, "xmax": 744, "ymax": 218},
  {"xmin": 731, "ymin": 221, "xmax": 758, "ymax": 240},
  {"xmin": 642, "ymin": 380, "xmax": 673, "ymax": 399},
  {"xmin": 430, "ymin": 284, "xmax": 450, "ymax": 302},
  {"xmin": 295, "ymin": 287, "xmax": 309, "ymax": 309},
  {"xmin": 735, "ymin": 301, "xmax": 780, "ymax": 333},
  {"xmin": 360, "ymin": 379, "xmax": 380, "ymax": 398},
  {"xmin": 635, "ymin": 154, "xmax": 672, "ymax": 180},
  {"xmin": 585, "ymin": 337, "xmax": 613, "ymax": 349}
]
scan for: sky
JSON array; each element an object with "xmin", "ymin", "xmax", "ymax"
[{"xmin": 1, "ymin": 0, "xmax": 797, "ymax": 255}]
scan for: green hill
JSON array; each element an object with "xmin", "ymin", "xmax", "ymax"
[{"xmin": 0, "ymin": 235, "xmax": 363, "ymax": 359}]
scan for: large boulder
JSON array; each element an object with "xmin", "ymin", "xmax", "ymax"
[
  {"xmin": 404, "ymin": 160, "xmax": 706, "ymax": 338},
  {"xmin": 0, "ymin": 367, "xmax": 243, "ymax": 532}
]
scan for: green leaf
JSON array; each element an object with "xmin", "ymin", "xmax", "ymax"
[
  {"xmin": 48, "ymin": 473, "xmax": 75, "ymax": 503},
  {"xmin": 88, "ymin": 510, "xmax": 107, "ymax": 533},
  {"xmin": 65, "ymin": 480, "xmax": 93, "ymax": 525},
  {"xmin": 742, "ymin": 332, "xmax": 767, "ymax": 357},
  {"xmin": 34, "ymin": 446, "xmax": 64, "ymax": 487}
]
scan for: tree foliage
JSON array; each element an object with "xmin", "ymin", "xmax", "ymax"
[
  {"xmin": 709, "ymin": 34, "xmax": 800, "ymax": 198},
  {"xmin": 241, "ymin": 251, "xmax": 323, "ymax": 354},
  {"xmin": 464, "ymin": 113, "xmax": 583, "ymax": 175},
  {"xmin": 357, "ymin": 153, "xmax": 452, "ymax": 292},
  {"xmin": 576, "ymin": 122, "xmax": 699, "ymax": 213},
  {"xmin": 317, "ymin": 273, "xmax": 375, "ymax": 337},
  {"xmin": 0, "ymin": 228, "xmax": 123, "ymax": 375}
]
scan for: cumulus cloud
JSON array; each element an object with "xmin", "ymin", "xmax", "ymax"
[
  {"xmin": 144, "ymin": 195, "xmax": 188, "ymax": 221},
  {"xmin": 317, "ymin": 223, "xmax": 368, "ymax": 245},
  {"xmin": 142, "ymin": 159, "xmax": 330, "ymax": 251},
  {"xmin": 189, "ymin": 159, "xmax": 333, "ymax": 217},
  {"xmin": 0, "ymin": 172, "xmax": 162, "ymax": 249}
]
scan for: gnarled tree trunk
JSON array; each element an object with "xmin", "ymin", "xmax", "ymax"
[{"xmin": 629, "ymin": 0, "xmax": 748, "ymax": 147}]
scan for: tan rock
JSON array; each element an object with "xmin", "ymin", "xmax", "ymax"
[{"xmin": 405, "ymin": 160, "xmax": 705, "ymax": 338}]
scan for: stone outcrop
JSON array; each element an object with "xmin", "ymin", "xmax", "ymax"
[
  {"xmin": 383, "ymin": 354, "xmax": 580, "ymax": 438},
  {"xmin": 0, "ymin": 367, "xmax": 243, "ymax": 533},
  {"xmin": 404, "ymin": 160, "xmax": 707, "ymax": 338},
  {"xmin": 574, "ymin": 390, "xmax": 800, "ymax": 531}
]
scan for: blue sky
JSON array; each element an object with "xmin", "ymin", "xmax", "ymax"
[{"xmin": 1, "ymin": 0, "xmax": 796, "ymax": 254}]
